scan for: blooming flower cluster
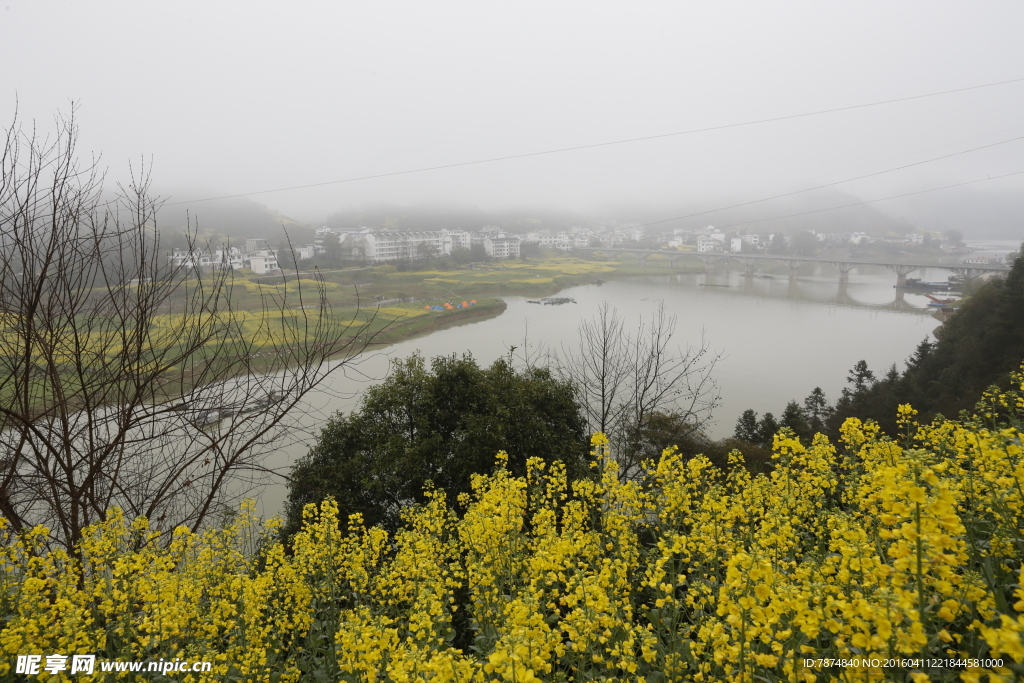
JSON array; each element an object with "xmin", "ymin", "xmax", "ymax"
[{"xmin": 2, "ymin": 366, "xmax": 1023, "ymax": 682}]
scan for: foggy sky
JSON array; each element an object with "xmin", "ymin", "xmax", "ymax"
[{"xmin": 3, "ymin": 1, "xmax": 1024, "ymax": 232}]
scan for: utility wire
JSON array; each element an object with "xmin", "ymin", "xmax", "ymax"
[
  {"xmin": 673, "ymin": 170, "xmax": 1024, "ymax": 231},
  {"xmin": 655, "ymin": 122, "xmax": 1024, "ymax": 211},
  {"xmin": 165, "ymin": 76, "xmax": 1024, "ymax": 207},
  {"xmin": 638, "ymin": 133, "xmax": 1024, "ymax": 227}
]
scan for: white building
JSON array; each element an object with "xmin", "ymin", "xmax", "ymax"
[
  {"xmin": 360, "ymin": 232, "xmax": 444, "ymax": 261},
  {"xmin": 214, "ymin": 246, "xmax": 244, "ymax": 269},
  {"xmin": 441, "ymin": 229, "xmax": 471, "ymax": 255},
  {"xmin": 295, "ymin": 244, "xmax": 317, "ymax": 260},
  {"xmin": 741, "ymin": 234, "xmax": 760, "ymax": 246},
  {"xmin": 619, "ymin": 223, "xmax": 644, "ymax": 241},
  {"xmin": 168, "ymin": 246, "xmax": 244, "ymax": 271},
  {"xmin": 246, "ymin": 249, "xmax": 279, "ymax": 275},
  {"xmin": 730, "ymin": 237, "xmax": 743, "ymax": 252},
  {"xmin": 484, "ymin": 236, "xmax": 521, "ymax": 259},
  {"xmin": 538, "ymin": 231, "xmax": 573, "ymax": 250},
  {"xmin": 168, "ymin": 249, "xmax": 210, "ymax": 269},
  {"xmin": 696, "ymin": 237, "xmax": 716, "ymax": 253}
]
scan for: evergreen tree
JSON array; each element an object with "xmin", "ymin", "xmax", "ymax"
[
  {"xmin": 734, "ymin": 409, "xmax": 760, "ymax": 443},
  {"xmin": 756, "ymin": 412, "xmax": 779, "ymax": 448},
  {"xmin": 847, "ymin": 360, "xmax": 875, "ymax": 393},
  {"xmin": 768, "ymin": 233, "xmax": 788, "ymax": 254},
  {"xmin": 802, "ymin": 387, "xmax": 831, "ymax": 434},
  {"xmin": 827, "ymin": 243, "xmax": 1024, "ymax": 435},
  {"xmin": 276, "ymin": 240, "xmax": 297, "ymax": 271},
  {"xmin": 780, "ymin": 400, "xmax": 811, "ymax": 441}
]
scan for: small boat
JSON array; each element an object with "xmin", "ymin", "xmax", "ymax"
[
  {"xmin": 527, "ymin": 300, "xmax": 541, "ymax": 304},
  {"xmin": 905, "ymin": 278, "xmax": 957, "ymax": 291},
  {"xmin": 925, "ymin": 294, "xmax": 958, "ymax": 306}
]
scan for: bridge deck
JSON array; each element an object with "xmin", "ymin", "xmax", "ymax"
[{"xmin": 578, "ymin": 247, "xmax": 1009, "ymax": 272}]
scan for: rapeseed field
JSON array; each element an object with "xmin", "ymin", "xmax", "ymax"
[{"xmin": 1, "ymin": 368, "xmax": 1022, "ymax": 682}]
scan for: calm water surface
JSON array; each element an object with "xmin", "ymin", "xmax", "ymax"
[{"xmin": 254, "ymin": 262, "xmax": 948, "ymax": 517}]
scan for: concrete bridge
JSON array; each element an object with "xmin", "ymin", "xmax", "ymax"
[{"xmin": 578, "ymin": 247, "xmax": 1010, "ymax": 288}]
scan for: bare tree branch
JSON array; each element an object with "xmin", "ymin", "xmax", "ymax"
[
  {"xmin": 0, "ymin": 106, "xmax": 380, "ymax": 549},
  {"xmin": 558, "ymin": 301, "xmax": 722, "ymax": 479}
]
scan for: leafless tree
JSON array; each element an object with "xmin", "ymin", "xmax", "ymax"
[
  {"xmin": 0, "ymin": 108, "xmax": 376, "ymax": 549},
  {"xmin": 560, "ymin": 301, "xmax": 721, "ymax": 479}
]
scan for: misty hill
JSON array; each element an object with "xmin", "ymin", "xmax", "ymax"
[
  {"xmin": 324, "ymin": 204, "xmax": 591, "ymax": 234},
  {"xmin": 154, "ymin": 196, "xmax": 315, "ymax": 245},
  {"xmin": 885, "ymin": 187, "xmax": 1024, "ymax": 240},
  {"xmin": 617, "ymin": 186, "xmax": 916, "ymax": 237}
]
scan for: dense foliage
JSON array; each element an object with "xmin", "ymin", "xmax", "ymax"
[
  {"xmin": 284, "ymin": 353, "xmax": 590, "ymax": 535},
  {"xmin": 2, "ymin": 366, "xmax": 1023, "ymax": 681}
]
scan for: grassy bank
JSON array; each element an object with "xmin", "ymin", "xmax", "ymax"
[
  {"xmin": 291, "ymin": 254, "xmax": 704, "ymax": 305},
  {"xmin": 358, "ymin": 298, "xmax": 507, "ymax": 348}
]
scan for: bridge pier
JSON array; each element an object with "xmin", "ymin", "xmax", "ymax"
[
  {"xmin": 696, "ymin": 254, "xmax": 716, "ymax": 273},
  {"xmin": 886, "ymin": 264, "xmax": 918, "ymax": 289},
  {"xmin": 832, "ymin": 262, "xmax": 855, "ymax": 284},
  {"xmin": 737, "ymin": 256, "xmax": 759, "ymax": 278},
  {"xmin": 782, "ymin": 259, "xmax": 802, "ymax": 281},
  {"xmin": 951, "ymin": 267, "xmax": 983, "ymax": 282},
  {"xmin": 637, "ymin": 254, "xmax": 648, "ymax": 267}
]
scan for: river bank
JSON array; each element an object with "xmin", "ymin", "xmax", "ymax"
[
  {"xmin": 360, "ymin": 298, "xmax": 507, "ymax": 349},
  {"xmin": 310, "ymin": 254, "xmax": 701, "ymax": 305}
]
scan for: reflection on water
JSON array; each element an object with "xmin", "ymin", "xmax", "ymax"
[{"xmin": 253, "ymin": 262, "xmax": 943, "ymax": 518}]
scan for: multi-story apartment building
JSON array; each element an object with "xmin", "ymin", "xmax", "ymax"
[
  {"xmin": 168, "ymin": 246, "xmax": 245, "ymax": 271},
  {"xmin": 484, "ymin": 236, "xmax": 521, "ymax": 258},
  {"xmin": 362, "ymin": 232, "xmax": 444, "ymax": 261},
  {"xmin": 168, "ymin": 249, "xmax": 211, "ymax": 270},
  {"xmin": 441, "ymin": 229, "xmax": 471, "ymax": 254}
]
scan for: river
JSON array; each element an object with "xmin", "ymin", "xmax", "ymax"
[{"xmin": 253, "ymin": 259, "xmax": 963, "ymax": 519}]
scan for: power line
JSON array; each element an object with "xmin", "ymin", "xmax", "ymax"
[
  {"xmin": 639, "ymin": 133, "xmax": 1024, "ymax": 227},
  {"xmin": 647, "ymin": 122, "xmax": 1024, "ymax": 214},
  {"xmin": 165, "ymin": 76, "xmax": 1024, "ymax": 207},
  {"xmin": 666, "ymin": 169, "xmax": 1024, "ymax": 231}
]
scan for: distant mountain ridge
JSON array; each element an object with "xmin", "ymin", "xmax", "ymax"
[
  {"xmin": 612, "ymin": 186, "xmax": 916, "ymax": 237},
  {"xmin": 155, "ymin": 196, "xmax": 309, "ymax": 242}
]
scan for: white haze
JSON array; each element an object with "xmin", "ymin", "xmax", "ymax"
[{"xmin": 2, "ymin": 1, "xmax": 1024, "ymax": 236}]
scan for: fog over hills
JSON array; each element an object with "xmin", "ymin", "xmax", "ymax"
[
  {"xmin": 7, "ymin": 3, "xmax": 1023, "ymax": 246},
  {"xmin": 608, "ymin": 186, "xmax": 916, "ymax": 237},
  {"xmin": 886, "ymin": 188, "xmax": 1024, "ymax": 239},
  {"xmin": 153, "ymin": 185, "xmax": 922, "ymax": 245}
]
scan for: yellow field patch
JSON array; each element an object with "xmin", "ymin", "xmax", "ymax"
[
  {"xmin": 236, "ymin": 279, "xmax": 340, "ymax": 294},
  {"xmin": 507, "ymin": 278, "xmax": 554, "ymax": 285}
]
